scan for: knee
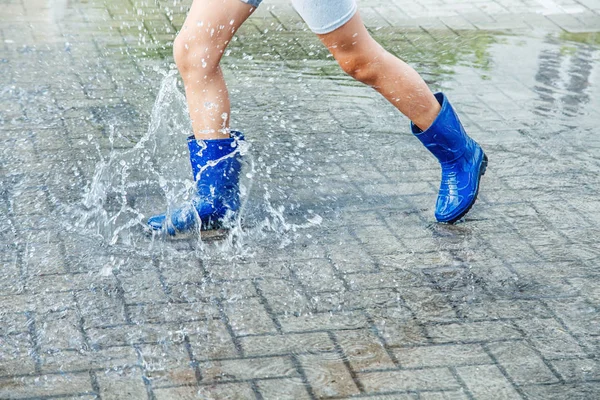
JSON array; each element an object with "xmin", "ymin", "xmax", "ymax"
[
  {"xmin": 336, "ymin": 51, "xmax": 380, "ymax": 85},
  {"xmin": 173, "ymin": 31, "xmax": 222, "ymax": 77}
]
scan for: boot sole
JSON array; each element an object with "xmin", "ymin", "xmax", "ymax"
[
  {"xmin": 445, "ymin": 152, "xmax": 488, "ymax": 224},
  {"xmin": 144, "ymin": 216, "xmax": 233, "ymax": 240},
  {"xmin": 144, "ymin": 224, "xmax": 230, "ymax": 241}
]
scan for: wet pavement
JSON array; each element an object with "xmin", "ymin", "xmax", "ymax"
[{"xmin": 1, "ymin": 0, "xmax": 600, "ymax": 399}]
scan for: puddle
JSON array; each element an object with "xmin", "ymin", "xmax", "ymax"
[{"xmin": 1, "ymin": 1, "xmax": 599, "ymax": 398}]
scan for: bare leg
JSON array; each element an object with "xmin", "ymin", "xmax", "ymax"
[
  {"xmin": 317, "ymin": 12, "xmax": 440, "ymax": 130},
  {"xmin": 174, "ymin": 0, "xmax": 255, "ymax": 140},
  {"xmin": 316, "ymin": 10, "xmax": 487, "ymax": 224}
]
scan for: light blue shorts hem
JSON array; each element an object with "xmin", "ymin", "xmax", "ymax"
[
  {"xmin": 301, "ymin": 1, "xmax": 357, "ymax": 34},
  {"xmin": 240, "ymin": 0, "xmax": 262, "ymax": 7},
  {"xmin": 239, "ymin": 0, "xmax": 358, "ymax": 34}
]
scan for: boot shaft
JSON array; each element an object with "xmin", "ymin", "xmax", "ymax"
[
  {"xmin": 412, "ymin": 92, "xmax": 471, "ymax": 164},
  {"xmin": 187, "ymin": 131, "xmax": 244, "ymax": 187}
]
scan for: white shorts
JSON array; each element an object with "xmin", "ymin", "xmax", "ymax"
[{"xmin": 241, "ymin": 0, "xmax": 358, "ymax": 34}]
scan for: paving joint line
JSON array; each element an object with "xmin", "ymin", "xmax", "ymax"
[
  {"xmin": 290, "ymin": 353, "xmax": 318, "ymax": 400},
  {"xmin": 24, "ymin": 311, "xmax": 42, "ymax": 375},
  {"xmin": 134, "ymin": 344, "xmax": 157, "ymax": 400},
  {"xmin": 328, "ymin": 330, "xmax": 366, "ymax": 393},
  {"xmin": 252, "ymin": 279, "xmax": 284, "ymax": 334},
  {"xmin": 481, "ymin": 342, "xmax": 529, "ymax": 399},
  {"xmin": 183, "ymin": 333, "xmax": 203, "ymax": 385}
]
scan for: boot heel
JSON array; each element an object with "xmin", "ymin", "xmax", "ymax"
[{"xmin": 480, "ymin": 153, "xmax": 488, "ymax": 176}]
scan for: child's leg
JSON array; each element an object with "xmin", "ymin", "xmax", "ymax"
[
  {"xmin": 148, "ymin": 0, "xmax": 258, "ymax": 234},
  {"xmin": 174, "ymin": 0, "xmax": 256, "ymax": 140},
  {"xmin": 293, "ymin": 0, "xmax": 486, "ymax": 223},
  {"xmin": 305, "ymin": 9, "xmax": 441, "ymax": 130}
]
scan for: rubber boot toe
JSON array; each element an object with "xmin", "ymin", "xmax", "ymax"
[
  {"xmin": 434, "ymin": 146, "xmax": 487, "ymax": 223},
  {"xmin": 147, "ymin": 214, "xmax": 167, "ymax": 231}
]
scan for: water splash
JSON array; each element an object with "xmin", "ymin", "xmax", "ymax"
[
  {"xmin": 61, "ymin": 68, "xmax": 322, "ymax": 257},
  {"xmin": 71, "ymin": 68, "xmax": 190, "ymax": 246}
]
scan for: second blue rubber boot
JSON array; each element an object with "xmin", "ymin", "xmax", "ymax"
[
  {"xmin": 411, "ymin": 93, "xmax": 488, "ymax": 223},
  {"xmin": 147, "ymin": 131, "xmax": 244, "ymax": 235}
]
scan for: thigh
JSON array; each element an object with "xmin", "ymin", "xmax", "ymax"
[
  {"xmin": 291, "ymin": 0, "xmax": 357, "ymax": 34},
  {"xmin": 178, "ymin": 0, "xmax": 258, "ymax": 47},
  {"xmin": 315, "ymin": 10, "xmax": 379, "ymax": 62}
]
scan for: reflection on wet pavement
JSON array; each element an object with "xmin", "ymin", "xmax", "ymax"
[{"xmin": 1, "ymin": 0, "xmax": 599, "ymax": 399}]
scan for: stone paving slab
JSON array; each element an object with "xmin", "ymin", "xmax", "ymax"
[
  {"xmin": 258, "ymin": 0, "xmax": 600, "ymax": 32},
  {"xmin": 1, "ymin": 0, "xmax": 600, "ymax": 399}
]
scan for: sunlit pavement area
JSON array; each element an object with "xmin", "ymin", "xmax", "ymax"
[{"xmin": 1, "ymin": 0, "xmax": 600, "ymax": 399}]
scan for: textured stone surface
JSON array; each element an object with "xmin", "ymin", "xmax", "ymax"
[{"xmin": 1, "ymin": 0, "xmax": 599, "ymax": 399}]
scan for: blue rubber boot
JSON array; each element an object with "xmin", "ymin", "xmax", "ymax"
[
  {"xmin": 411, "ymin": 93, "xmax": 488, "ymax": 223},
  {"xmin": 147, "ymin": 131, "xmax": 244, "ymax": 235}
]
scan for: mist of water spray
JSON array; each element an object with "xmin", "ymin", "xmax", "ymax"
[
  {"xmin": 56, "ymin": 68, "xmax": 322, "ymax": 258},
  {"xmin": 73, "ymin": 69, "xmax": 191, "ymax": 245}
]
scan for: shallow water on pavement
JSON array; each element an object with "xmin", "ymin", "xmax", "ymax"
[{"xmin": 1, "ymin": 1, "xmax": 599, "ymax": 398}]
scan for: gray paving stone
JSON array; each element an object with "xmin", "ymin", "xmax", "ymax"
[
  {"xmin": 25, "ymin": 275, "xmax": 78, "ymax": 297},
  {"xmin": 96, "ymin": 368, "xmax": 148, "ymax": 400},
  {"xmin": 240, "ymin": 332, "xmax": 336, "ymax": 357},
  {"xmin": 299, "ymin": 352, "xmax": 361, "ymax": 397},
  {"xmin": 138, "ymin": 342, "xmax": 196, "ymax": 388},
  {"xmin": 0, "ymin": 333, "xmax": 37, "ymax": 377},
  {"xmin": 456, "ymin": 364, "xmax": 522, "ymax": 399},
  {"xmin": 550, "ymin": 356, "xmax": 600, "ymax": 382},
  {"xmin": 372, "ymin": 308, "xmax": 430, "ymax": 347},
  {"xmin": 358, "ymin": 368, "xmax": 461, "ymax": 393},
  {"xmin": 0, "ymin": 295, "xmax": 28, "ymax": 319},
  {"xmin": 1, "ymin": 0, "xmax": 600, "ymax": 399},
  {"xmin": 0, "ymin": 313, "xmax": 28, "ymax": 336},
  {"xmin": 154, "ymin": 383, "xmax": 255, "ymax": 400},
  {"xmin": 392, "ymin": 343, "xmax": 492, "ymax": 368},
  {"xmin": 199, "ymin": 356, "xmax": 298, "ymax": 382},
  {"xmin": 544, "ymin": 297, "xmax": 599, "ymax": 337},
  {"xmin": 118, "ymin": 272, "xmax": 166, "ymax": 304},
  {"xmin": 515, "ymin": 317, "xmax": 588, "ymax": 360},
  {"xmin": 256, "ymin": 377, "xmax": 312, "ymax": 400},
  {"xmin": 546, "ymin": 12, "xmax": 598, "ymax": 32},
  {"xmin": 345, "ymin": 270, "xmax": 426, "ymax": 291},
  {"xmin": 419, "ymin": 391, "xmax": 470, "ymax": 400},
  {"xmin": 427, "ymin": 320, "xmax": 523, "ymax": 344},
  {"xmin": 313, "ymin": 288, "xmax": 406, "ymax": 313},
  {"xmin": 279, "ymin": 310, "xmax": 370, "ymax": 332},
  {"xmin": 0, "ymin": 373, "xmax": 95, "ymax": 399},
  {"xmin": 334, "ymin": 329, "xmax": 397, "ymax": 371},
  {"xmin": 87, "ymin": 321, "xmax": 206, "ymax": 348},
  {"xmin": 187, "ymin": 320, "xmax": 240, "ymax": 361},
  {"xmin": 486, "ymin": 341, "xmax": 560, "ymax": 385},
  {"xmin": 225, "ymin": 297, "xmax": 278, "ymax": 336},
  {"xmin": 208, "ymin": 260, "xmax": 291, "ymax": 280},
  {"xmin": 401, "ymin": 286, "xmax": 459, "ymax": 323},
  {"xmin": 36, "ymin": 309, "xmax": 85, "ymax": 351},
  {"xmin": 40, "ymin": 346, "xmax": 139, "ymax": 374},
  {"xmin": 294, "ymin": 259, "xmax": 346, "ymax": 293},
  {"xmin": 521, "ymin": 381, "xmax": 600, "ymax": 400},
  {"xmin": 127, "ymin": 301, "xmax": 220, "ymax": 325}
]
